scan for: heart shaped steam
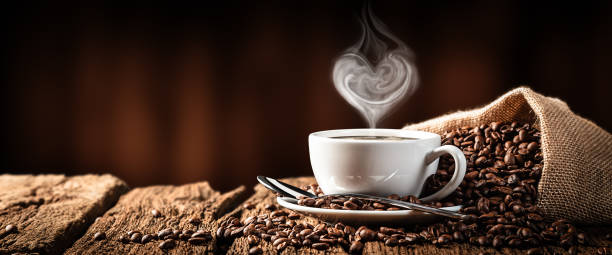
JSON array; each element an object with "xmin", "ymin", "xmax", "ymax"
[{"xmin": 332, "ymin": 3, "xmax": 419, "ymax": 128}]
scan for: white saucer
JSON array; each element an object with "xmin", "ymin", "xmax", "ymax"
[{"xmin": 277, "ymin": 197, "xmax": 462, "ymax": 225}]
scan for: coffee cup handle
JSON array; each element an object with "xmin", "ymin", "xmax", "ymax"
[{"xmin": 419, "ymin": 145, "xmax": 467, "ymax": 202}]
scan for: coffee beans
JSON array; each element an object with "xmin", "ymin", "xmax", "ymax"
[
  {"xmin": 159, "ymin": 239, "xmax": 175, "ymax": 250},
  {"xmin": 90, "ymin": 122, "xmax": 588, "ymax": 253},
  {"xmin": 189, "ymin": 217, "xmax": 202, "ymax": 225},
  {"xmin": 221, "ymin": 122, "xmax": 587, "ymax": 252},
  {"xmin": 312, "ymin": 242, "xmax": 330, "ymax": 250},
  {"xmin": 526, "ymin": 247, "xmax": 542, "ymax": 255},
  {"xmin": 141, "ymin": 234, "xmax": 153, "ymax": 243},
  {"xmin": 105, "ymin": 227, "xmax": 212, "ymax": 250},
  {"xmin": 349, "ymin": 240, "xmax": 364, "ymax": 253},
  {"xmin": 4, "ymin": 224, "xmax": 17, "ymax": 233},
  {"xmin": 188, "ymin": 237, "xmax": 207, "ymax": 245},
  {"xmin": 130, "ymin": 232, "xmax": 142, "ymax": 243},
  {"xmin": 248, "ymin": 246, "xmax": 263, "ymax": 254},
  {"xmin": 93, "ymin": 231, "xmax": 106, "ymax": 241},
  {"xmin": 151, "ymin": 209, "xmax": 161, "ymax": 218},
  {"xmin": 297, "ymin": 194, "xmax": 430, "ymax": 211}
]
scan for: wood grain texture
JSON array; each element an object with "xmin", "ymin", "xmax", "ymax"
[
  {"xmin": 1, "ymin": 175, "xmax": 609, "ymax": 254},
  {"xmin": 65, "ymin": 181, "xmax": 247, "ymax": 255},
  {"xmin": 0, "ymin": 174, "xmax": 128, "ymax": 254},
  {"xmin": 226, "ymin": 177, "xmax": 612, "ymax": 255}
]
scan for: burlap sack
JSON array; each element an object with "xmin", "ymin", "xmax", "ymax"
[{"xmin": 403, "ymin": 87, "xmax": 612, "ymax": 224}]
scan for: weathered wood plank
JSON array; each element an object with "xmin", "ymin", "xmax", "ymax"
[
  {"xmin": 0, "ymin": 174, "xmax": 128, "ymax": 254},
  {"xmin": 227, "ymin": 177, "xmax": 611, "ymax": 255},
  {"xmin": 65, "ymin": 181, "xmax": 247, "ymax": 254}
]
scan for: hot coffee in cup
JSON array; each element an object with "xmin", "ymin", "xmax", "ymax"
[
  {"xmin": 309, "ymin": 129, "xmax": 466, "ymax": 201},
  {"xmin": 330, "ymin": 136, "xmax": 417, "ymax": 141}
]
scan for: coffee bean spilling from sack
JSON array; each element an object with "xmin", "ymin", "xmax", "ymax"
[{"xmin": 224, "ymin": 122, "xmax": 587, "ymax": 254}]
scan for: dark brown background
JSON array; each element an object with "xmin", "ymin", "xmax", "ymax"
[{"xmin": 2, "ymin": 1, "xmax": 611, "ymax": 191}]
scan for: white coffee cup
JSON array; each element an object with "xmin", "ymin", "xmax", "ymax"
[{"xmin": 308, "ymin": 129, "xmax": 466, "ymax": 202}]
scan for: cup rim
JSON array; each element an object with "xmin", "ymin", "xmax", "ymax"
[{"xmin": 309, "ymin": 128, "xmax": 440, "ymax": 143}]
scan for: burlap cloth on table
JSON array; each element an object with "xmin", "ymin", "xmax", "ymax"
[{"xmin": 403, "ymin": 87, "xmax": 612, "ymax": 225}]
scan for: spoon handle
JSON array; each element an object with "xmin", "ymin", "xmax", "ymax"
[
  {"xmin": 257, "ymin": 176, "xmax": 318, "ymax": 199},
  {"xmin": 327, "ymin": 193, "xmax": 470, "ymax": 221}
]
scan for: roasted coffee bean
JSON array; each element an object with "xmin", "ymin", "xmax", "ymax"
[
  {"xmin": 271, "ymin": 210, "xmax": 288, "ymax": 218},
  {"xmin": 5, "ymin": 224, "xmax": 17, "ymax": 233},
  {"xmin": 189, "ymin": 217, "xmax": 202, "ymax": 225},
  {"xmin": 512, "ymin": 204, "xmax": 525, "ymax": 214},
  {"xmin": 141, "ymin": 234, "xmax": 153, "ymax": 244},
  {"xmin": 272, "ymin": 237, "xmax": 288, "ymax": 246},
  {"xmin": 330, "ymin": 203, "xmax": 342, "ymax": 209},
  {"xmin": 117, "ymin": 235, "xmax": 129, "ymax": 243},
  {"xmin": 288, "ymin": 212, "xmax": 300, "ymax": 220},
  {"xmin": 192, "ymin": 231, "xmax": 212, "ymax": 240},
  {"xmin": 385, "ymin": 237, "xmax": 398, "ymax": 246},
  {"xmin": 452, "ymin": 231, "xmax": 464, "ymax": 242},
  {"xmin": 126, "ymin": 230, "xmax": 141, "ymax": 237},
  {"xmin": 301, "ymin": 198, "xmax": 316, "ymax": 207},
  {"xmin": 477, "ymin": 197, "xmax": 490, "ymax": 213},
  {"xmin": 343, "ymin": 201, "xmax": 359, "ymax": 210},
  {"xmin": 504, "ymin": 152, "xmax": 516, "ymax": 165},
  {"xmin": 264, "ymin": 204, "xmax": 276, "ymax": 211},
  {"xmin": 275, "ymin": 242, "xmax": 287, "ymax": 251},
  {"xmin": 312, "ymin": 242, "xmax": 330, "ymax": 250},
  {"xmin": 437, "ymin": 234, "xmax": 452, "ymax": 245},
  {"xmin": 519, "ymin": 227, "xmax": 533, "ymax": 238},
  {"xmin": 488, "ymin": 224, "xmax": 503, "ymax": 234},
  {"xmin": 492, "ymin": 235, "xmax": 503, "ymax": 248},
  {"xmin": 159, "ymin": 240, "xmax": 176, "ymax": 250},
  {"xmin": 359, "ymin": 228, "xmax": 376, "ymax": 241},
  {"xmin": 526, "ymin": 248, "xmax": 542, "ymax": 255},
  {"xmin": 151, "ymin": 209, "xmax": 161, "ymax": 218},
  {"xmin": 188, "ymin": 237, "xmax": 207, "ymax": 245},
  {"xmin": 508, "ymin": 238, "xmax": 521, "ymax": 247},
  {"xmin": 477, "ymin": 236, "xmax": 488, "ymax": 246},
  {"xmin": 261, "ymin": 233, "xmax": 271, "ymax": 241},
  {"xmin": 247, "ymin": 235, "xmax": 259, "ymax": 246},
  {"xmin": 230, "ymin": 227, "xmax": 244, "ymax": 237},
  {"xmin": 349, "ymin": 240, "xmax": 364, "ymax": 253},
  {"xmin": 379, "ymin": 227, "xmax": 396, "ymax": 235},
  {"xmin": 130, "ymin": 232, "xmax": 143, "ymax": 243},
  {"xmin": 93, "ymin": 231, "xmax": 106, "ymax": 241},
  {"xmin": 248, "ymin": 246, "xmax": 263, "ymax": 255},
  {"xmin": 158, "ymin": 228, "xmax": 172, "ymax": 239},
  {"xmin": 526, "ymin": 213, "xmax": 543, "ymax": 221}
]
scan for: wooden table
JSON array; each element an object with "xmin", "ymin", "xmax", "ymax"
[{"xmin": 0, "ymin": 175, "xmax": 609, "ymax": 254}]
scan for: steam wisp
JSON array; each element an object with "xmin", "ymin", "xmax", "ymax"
[{"xmin": 332, "ymin": 3, "xmax": 419, "ymax": 128}]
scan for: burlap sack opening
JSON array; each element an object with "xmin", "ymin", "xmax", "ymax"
[{"xmin": 403, "ymin": 87, "xmax": 612, "ymax": 225}]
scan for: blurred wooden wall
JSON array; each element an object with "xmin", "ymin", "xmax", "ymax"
[{"xmin": 2, "ymin": 1, "xmax": 611, "ymax": 191}]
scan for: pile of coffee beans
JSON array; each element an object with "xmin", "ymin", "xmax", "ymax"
[
  {"xmin": 297, "ymin": 193, "xmax": 452, "ymax": 210},
  {"xmin": 220, "ymin": 122, "xmax": 595, "ymax": 254},
  {"xmin": 217, "ymin": 211, "xmax": 356, "ymax": 254},
  {"xmin": 113, "ymin": 228, "xmax": 212, "ymax": 250},
  {"xmin": 91, "ymin": 212, "xmax": 212, "ymax": 251}
]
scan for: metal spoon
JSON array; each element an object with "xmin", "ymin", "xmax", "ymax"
[{"xmin": 257, "ymin": 176, "xmax": 472, "ymax": 221}]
